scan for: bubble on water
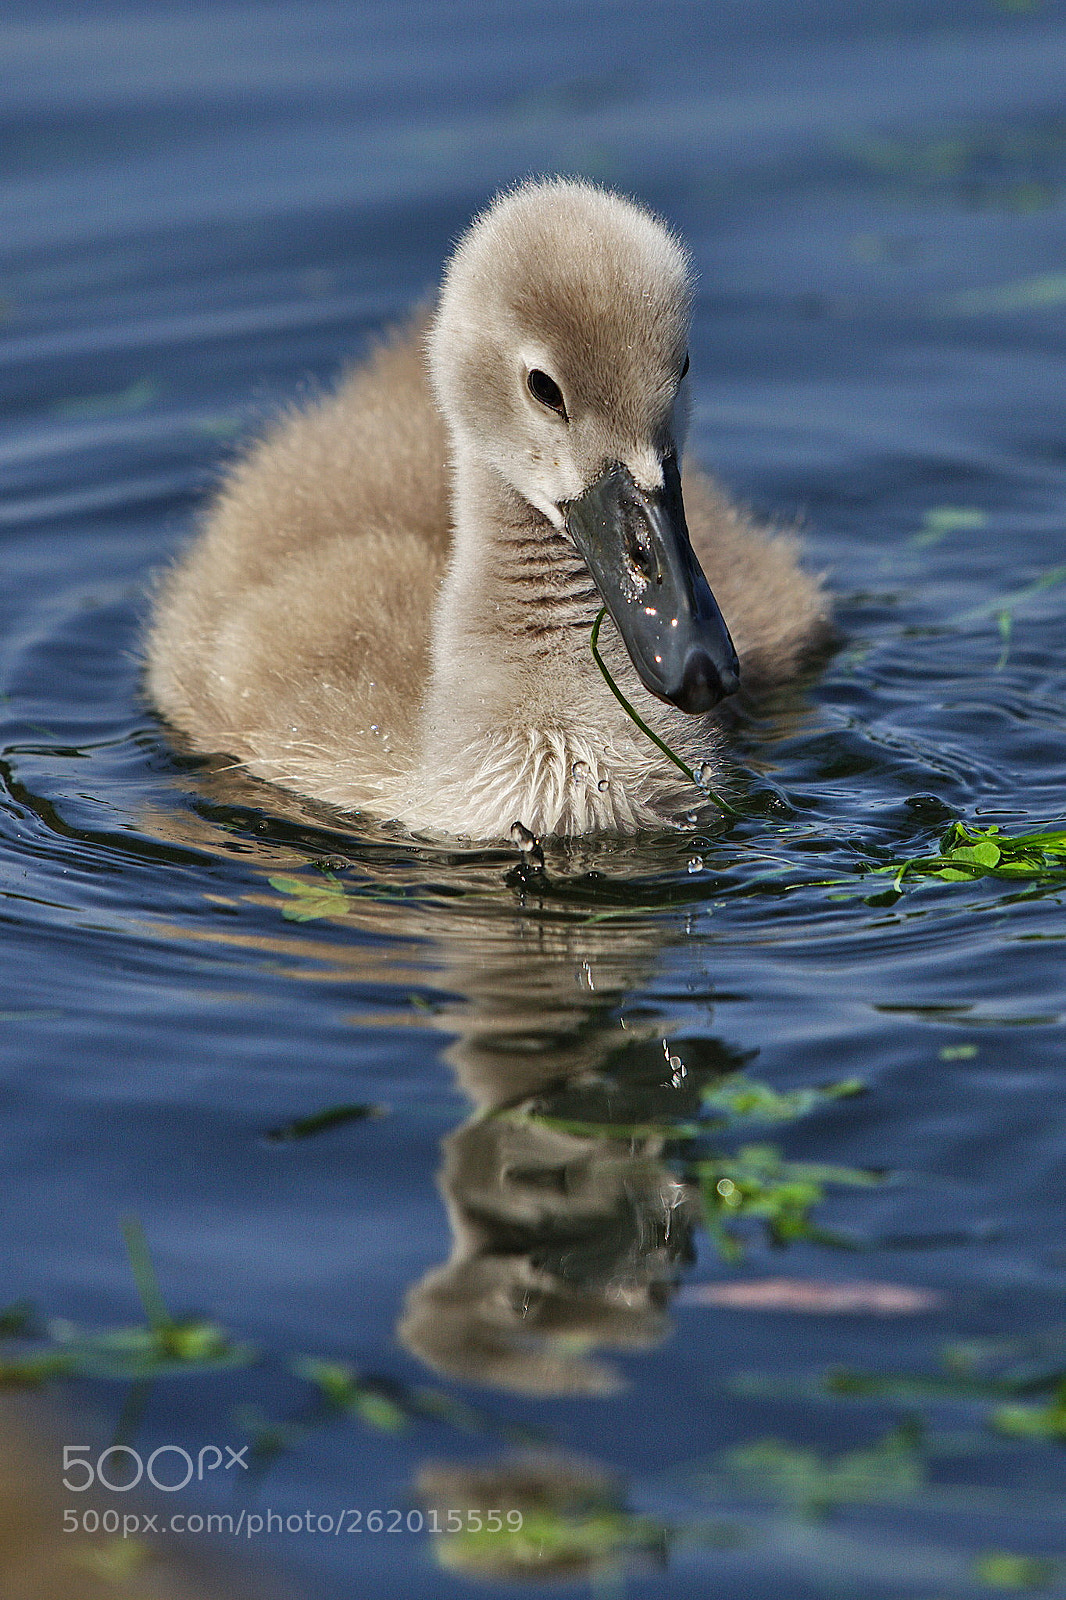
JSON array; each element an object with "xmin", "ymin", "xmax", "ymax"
[
  {"xmin": 687, "ymin": 856, "xmax": 703, "ymax": 873},
  {"xmin": 597, "ymin": 777, "xmax": 610, "ymax": 792},
  {"xmin": 571, "ymin": 760, "xmax": 589, "ymax": 781}
]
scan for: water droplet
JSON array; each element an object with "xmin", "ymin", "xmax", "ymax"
[
  {"xmin": 668, "ymin": 1055, "xmax": 682, "ymax": 1071},
  {"xmin": 687, "ymin": 856, "xmax": 703, "ymax": 873},
  {"xmin": 509, "ymin": 820, "xmax": 544, "ymax": 868},
  {"xmin": 694, "ymin": 761, "xmax": 712, "ymax": 789},
  {"xmin": 597, "ymin": 777, "xmax": 610, "ymax": 792},
  {"xmin": 685, "ymin": 812, "xmax": 698, "ymax": 825},
  {"xmin": 369, "ymin": 723, "xmax": 380, "ymax": 735},
  {"xmin": 571, "ymin": 760, "xmax": 589, "ymax": 781}
]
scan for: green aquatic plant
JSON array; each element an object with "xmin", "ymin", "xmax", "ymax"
[
  {"xmin": 53, "ymin": 377, "xmax": 162, "ymax": 421},
  {"xmin": 287, "ymin": 1357, "xmax": 546, "ymax": 1449},
  {"xmin": 437, "ymin": 1503, "xmax": 668, "ymax": 1581},
  {"xmin": 844, "ymin": 121, "xmax": 1063, "ymax": 213},
  {"xmin": 268, "ymin": 872, "xmax": 350, "ymax": 920},
  {"xmin": 417, "ymin": 1457, "xmax": 695, "ymax": 1584},
  {"xmin": 692, "ymin": 1145, "xmax": 879, "ymax": 1261},
  {"xmin": 746, "ymin": 1330, "xmax": 1066, "ymax": 1443},
  {"xmin": 507, "ymin": 1068, "xmax": 877, "ymax": 1262},
  {"xmin": 975, "ymin": 1552, "xmax": 1058, "ymax": 1591},
  {"xmin": 908, "ymin": 506, "xmax": 986, "ymax": 548},
  {"xmin": 868, "ymin": 822, "xmax": 1066, "ymax": 894},
  {"xmin": 589, "ymin": 607, "xmax": 740, "ymax": 816},
  {"xmin": 293, "ymin": 1358, "xmax": 410, "ymax": 1432},
  {"xmin": 0, "ymin": 1220, "xmax": 253, "ymax": 1386},
  {"xmin": 718, "ymin": 1425, "xmax": 924, "ymax": 1518},
  {"xmin": 701, "ymin": 1074, "xmax": 864, "ymax": 1124},
  {"xmin": 954, "ymin": 562, "xmax": 1066, "ymax": 670},
  {"xmin": 940, "ymin": 273, "xmax": 1066, "ymax": 315},
  {"xmin": 511, "ymin": 1069, "xmax": 864, "ymax": 1145},
  {"xmin": 265, "ymin": 1102, "xmax": 386, "ymax": 1142},
  {"xmin": 993, "ymin": 1381, "xmax": 1066, "ymax": 1441}
]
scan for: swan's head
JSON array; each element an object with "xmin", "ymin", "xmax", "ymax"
[{"xmin": 428, "ymin": 177, "xmax": 739, "ymax": 714}]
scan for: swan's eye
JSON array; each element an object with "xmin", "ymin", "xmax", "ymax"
[
  {"xmin": 527, "ymin": 369, "xmax": 567, "ymax": 417},
  {"xmin": 680, "ymin": 352, "xmax": 690, "ymax": 380}
]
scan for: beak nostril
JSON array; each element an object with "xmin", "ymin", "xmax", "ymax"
[{"xmin": 623, "ymin": 532, "xmax": 656, "ymax": 589}]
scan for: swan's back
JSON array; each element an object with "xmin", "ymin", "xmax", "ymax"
[{"xmin": 147, "ymin": 324, "xmax": 450, "ymax": 806}]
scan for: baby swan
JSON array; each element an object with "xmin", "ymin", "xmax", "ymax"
[{"xmin": 147, "ymin": 178, "xmax": 827, "ymax": 839}]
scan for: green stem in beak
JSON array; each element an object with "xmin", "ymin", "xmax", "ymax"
[{"xmin": 589, "ymin": 608, "xmax": 741, "ymax": 818}]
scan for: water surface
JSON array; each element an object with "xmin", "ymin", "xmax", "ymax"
[{"xmin": 2, "ymin": 3, "xmax": 1066, "ymax": 1596}]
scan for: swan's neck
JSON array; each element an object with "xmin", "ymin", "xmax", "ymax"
[
  {"xmin": 427, "ymin": 450, "xmax": 600, "ymax": 732},
  {"xmin": 409, "ymin": 448, "xmax": 696, "ymax": 838}
]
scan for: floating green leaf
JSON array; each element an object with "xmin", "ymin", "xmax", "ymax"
[
  {"xmin": 993, "ymin": 1381, "xmax": 1066, "ymax": 1441},
  {"xmin": 293, "ymin": 1358, "xmax": 409, "ymax": 1432},
  {"xmin": 720, "ymin": 1426, "xmax": 923, "ymax": 1517},
  {"xmin": 0, "ymin": 1348, "xmax": 79, "ymax": 1387},
  {"xmin": 268, "ymin": 873, "xmax": 350, "ymax": 921},
  {"xmin": 41, "ymin": 1317, "xmax": 253, "ymax": 1380},
  {"xmin": 691, "ymin": 1144, "xmax": 878, "ymax": 1260},
  {"xmin": 871, "ymin": 822, "xmax": 1066, "ymax": 892},
  {"xmin": 975, "ymin": 1551, "xmax": 1058, "ymax": 1591},
  {"xmin": 956, "ymin": 564, "xmax": 1066, "ymax": 625},
  {"xmin": 54, "ymin": 378, "xmax": 162, "ymax": 421},
  {"xmin": 439, "ymin": 1506, "xmax": 667, "ymax": 1579},
  {"xmin": 701, "ymin": 1075, "xmax": 864, "ymax": 1124},
  {"xmin": 908, "ymin": 506, "xmax": 986, "ymax": 548},
  {"xmin": 266, "ymin": 1102, "xmax": 385, "ymax": 1142},
  {"xmin": 0, "ymin": 1221, "xmax": 253, "ymax": 1383},
  {"xmin": 939, "ymin": 273, "xmax": 1066, "ymax": 316}
]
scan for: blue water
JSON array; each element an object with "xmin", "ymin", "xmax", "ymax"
[{"xmin": 2, "ymin": 3, "xmax": 1066, "ymax": 1596}]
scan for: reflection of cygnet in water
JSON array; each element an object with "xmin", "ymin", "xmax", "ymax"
[
  {"xmin": 135, "ymin": 777, "xmax": 747, "ymax": 1398},
  {"xmin": 417, "ymin": 1453, "xmax": 663, "ymax": 1582},
  {"xmin": 400, "ymin": 966, "xmax": 746, "ymax": 1395},
  {"xmin": 400, "ymin": 1102, "xmax": 696, "ymax": 1395}
]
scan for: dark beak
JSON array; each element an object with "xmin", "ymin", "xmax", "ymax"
[{"xmin": 564, "ymin": 456, "xmax": 740, "ymax": 713}]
